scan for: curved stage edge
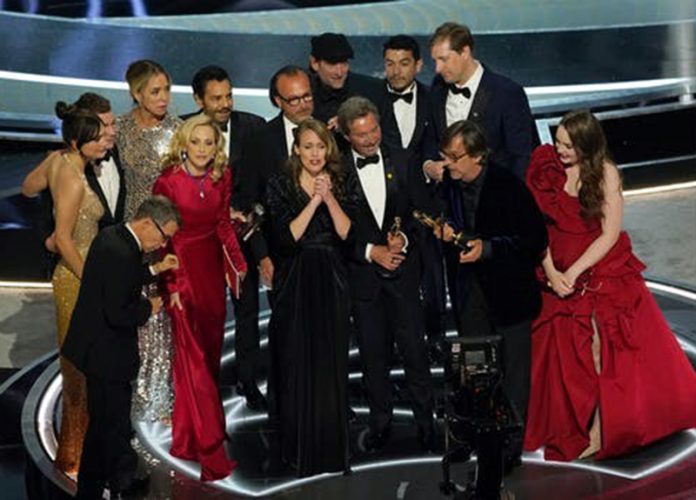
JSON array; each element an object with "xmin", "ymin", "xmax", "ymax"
[{"xmin": 15, "ymin": 278, "xmax": 696, "ymax": 499}]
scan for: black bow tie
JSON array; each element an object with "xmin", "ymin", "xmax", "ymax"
[
  {"xmin": 99, "ymin": 150, "xmax": 113, "ymax": 163},
  {"xmin": 449, "ymin": 85, "xmax": 472, "ymax": 99},
  {"xmin": 389, "ymin": 91, "xmax": 414, "ymax": 104},
  {"xmin": 356, "ymin": 155, "xmax": 379, "ymax": 169}
]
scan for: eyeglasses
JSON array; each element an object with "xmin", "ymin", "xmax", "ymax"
[
  {"xmin": 277, "ymin": 93, "xmax": 314, "ymax": 107},
  {"xmin": 440, "ymin": 150, "xmax": 470, "ymax": 163},
  {"xmin": 152, "ymin": 219, "xmax": 171, "ymax": 242}
]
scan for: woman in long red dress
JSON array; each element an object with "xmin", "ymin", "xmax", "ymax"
[
  {"xmin": 523, "ymin": 109, "xmax": 696, "ymax": 461},
  {"xmin": 153, "ymin": 114, "xmax": 247, "ymax": 480}
]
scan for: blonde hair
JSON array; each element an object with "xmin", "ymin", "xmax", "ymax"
[
  {"xmin": 162, "ymin": 114, "xmax": 228, "ymax": 182},
  {"xmin": 125, "ymin": 59, "xmax": 171, "ymax": 104}
]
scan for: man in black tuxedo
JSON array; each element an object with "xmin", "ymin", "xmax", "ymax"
[
  {"xmin": 182, "ymin": 64, "xmax": 267, "ymax": 409},
  {"xmin": 21, "ymin": 93, "xmax": 127, "ymax": 251},
  {"xmin": 337, "ymin": 97, "xmax": 435, "ymax": 452},
  {"xmin": 435, "ymin": 120, "xmax": 547, "ymax": 469},
  {"xmin": 182, "ymin": 65, "xmax": 266, "ymax": 203},
  {"xmin": 309, "ymin": 32, "xmax": 383, "ymax": 129},
  {"xmin": 62, "ymin": 196, "xmax": 181, "ymax": 499},
  {"xmin": 423, "ymin": 22, "xmax": 538, "ymax": 182},
  {"xmin": 378, "ymin": 35, "xmax": 446, "ymax": 351},
  {"xmin": 379, "ymin": 34, "xmax": 431, "ymax": 166}
]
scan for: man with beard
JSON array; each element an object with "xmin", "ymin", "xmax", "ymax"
[
  {"xmin": 309, "ymin": 32, "xmax": 383, "ymax": 130},
  {"xmin": 184, "ymin": 65, "xmax": 266, "ymax": 205}
]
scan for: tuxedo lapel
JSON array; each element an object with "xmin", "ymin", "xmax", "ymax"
[
  {"xmin": 432, "ymin": 79, "xmax": 448, "ymax": 137},
  {"xmin": 271, "ymin": 114, "xmax": 289, "ymax": 162},
  {"xmin": 409, "ymin": 81, "xmax": 428, "ymax": 150},
  {"xmin": 469, "ymin": 72, "xmax": 491, "ymax": 123},
  {"xmin": 381, "ymin": 149, "xmax": 399, "ymax": 229}
]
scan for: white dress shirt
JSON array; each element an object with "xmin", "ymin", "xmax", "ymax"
[
  {"xmin": 93, "ymin": 156, "xmax": 120, "ymax": 217},
  {"xmin": 354, "ymin": 150, "xmax": 387, "ymax": 262},
  {"xmin": 282, "ymin": 115, "xmax": 297, "ymax": 156},
  {"xmin": 446, "ymin": 61, "xmax": 484, "ymax": 127},
  {"xmin": 388, "ymin": 82, "xmax": 418, "ymax": 148}
]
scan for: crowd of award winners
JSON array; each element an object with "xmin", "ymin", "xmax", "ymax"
[{"xmin": 21, "ymin": 22, "xmax": 696, "ymax": 499}]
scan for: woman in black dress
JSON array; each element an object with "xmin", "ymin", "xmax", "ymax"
[{"xmin": 265, "ymin": 118, "xmax": 356, "ymax": 476}]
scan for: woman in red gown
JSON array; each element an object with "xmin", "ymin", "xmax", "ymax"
[
  {"xmin": 153, "ymin": 114, "xmax": 247, "ymax": 480},
  {"xmin": 523, "ymin": 110, "xmax": 696, "ymax": 462}
]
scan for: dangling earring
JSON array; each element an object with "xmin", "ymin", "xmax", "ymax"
[{"xmin": 181, "ymin": 150, "xmax": 188, "ymax": 161}]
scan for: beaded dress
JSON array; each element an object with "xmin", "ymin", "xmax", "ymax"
[
  {"xmin": 116, "ymin": 110, "xmax": 181, "ymax": 421},
  {"xmin": 52, "ymin": 157, "xmax": 104, "ymax": 473}
]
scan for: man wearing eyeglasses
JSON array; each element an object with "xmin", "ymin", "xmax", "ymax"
[{"xmin": 433, "ymin": 120, "xmax": 547, "ymax": 474}]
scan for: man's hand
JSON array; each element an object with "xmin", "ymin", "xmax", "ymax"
[
  {"xmin": 458, "ymin": 239, "xmax": 483, "ymax": 264},
  {"xmin": 258, "ymin": 257, "xmax": 274, "ymax": 288},
  {"xmin": 169, "ymin": 292, "xmax": 183, "ymax": 311},
  {"xmin": 150, "ymin": 296, "xmax": 163, "ymax": 315},
  {"xmin": 154, "ymin": 254, "xmax": 179, "ymax": 274},
  {"xmin": 433, "ymin": 223, "xmax": 455, "ymax": 243},
  {"xmin": 230, "ymin": 207, "xmax": 247, "ymax": 223},
  {"xmin": 327, "ymin": 116, "xmax": 339, "ymax": 131},
  {"xmin": 387, "ymin": 232, "xmax": 406, "ymax": 254},
  {"xmin": 370, "ymin": 245, "xmax": 406, "ymax": 271},
  {"xmin": 424, "ymin": 160, "xmax": 447, "ymax": 182}
]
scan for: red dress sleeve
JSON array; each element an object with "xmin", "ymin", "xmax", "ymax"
[
  {"xmin": 152, "ymin": 168, "xmax": 186, "ymax": 296},
  {"xmin": 216, "ymin": 168, "xmax": 247, "ymax": 274}
]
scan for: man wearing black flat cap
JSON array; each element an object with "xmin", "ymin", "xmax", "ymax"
[{"xmin": 309, "ymin": 32, "xmax": 383, "ymax": 130}]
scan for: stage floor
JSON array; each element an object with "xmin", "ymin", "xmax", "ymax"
[{"xmin": 7, "ymin": 275, "xmax": 696, "ymax": 500}]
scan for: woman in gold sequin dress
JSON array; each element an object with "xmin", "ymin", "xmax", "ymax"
[
  {"xmin": 116, "ymin": 60, "xmax": 182, "ymax": 422},
  {"xmin": 49, "ymin": 102, "xmax": 107, "ymax": 474}
]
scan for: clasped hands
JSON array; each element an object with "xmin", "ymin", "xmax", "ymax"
[
  {"xmin": 546, "ymin": 268, "xmax": 579, "ymax": 298},
  {"xmin": 311, "ymin": 173, "xmax": 334, "ymax": 204}
]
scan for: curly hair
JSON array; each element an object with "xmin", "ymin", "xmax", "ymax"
[
  {"xmin": 161, "ymin": 114, "xmax": 228, "ymax": 182},
  {"xmin": 286, "ymin": 118, "xmax": 347, "ymax": 199},
  {"xmin": 559, "ymin": 110, "xmax": 618, "ymax": 220}
]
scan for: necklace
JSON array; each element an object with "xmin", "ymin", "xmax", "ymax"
[{"xmin": 183, "ymin": 162, "xmax": 209, "ymax": 199}]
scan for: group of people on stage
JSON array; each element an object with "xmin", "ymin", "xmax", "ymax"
[{"xmin": 22, "ymin": 19, "xmax": 696, "ymax": 498}]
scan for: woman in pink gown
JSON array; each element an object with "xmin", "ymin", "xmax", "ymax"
[
  {"xmin": 153, "ymin": 114, "xmax": 247, "ymax": 480},
  {"xmin": 523, "ymin": 110, "xmax": 696, "ymax": 461}
]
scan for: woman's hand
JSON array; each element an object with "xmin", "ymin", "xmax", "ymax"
[
  {"xmin": 313, "ymin": 173, "xmax": 333, "ymax": 202},
  {"xmin": 547, "ymin": 268, "xmax": 574, "ymax": 298},
  {"xmin": 170, "ymin": 292, "xmax": 183, "ymax": 311}
]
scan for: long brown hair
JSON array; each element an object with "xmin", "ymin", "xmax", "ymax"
[
  {"xmin": 286, "ymin": 118, "xmax": 346, "ymax": 199},
  {"xmin": 560, "ymin": 110, "xmax": 618, "ymax": 220}
]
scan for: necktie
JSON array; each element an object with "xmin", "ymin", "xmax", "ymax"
[
  {"xmin": 389, "ymin": 92, "xmax": 414, "ymax": 104},
  {"xmin": 449, "ymin": 85, "xmax": 472, "ymax": 99},
  {"xmin": 219, "ymin": 121, "xmax": 229, "ymax": 132},
  {"xmin": 356, "ymin": 155, "xmax": 379, "ymax": 169}
]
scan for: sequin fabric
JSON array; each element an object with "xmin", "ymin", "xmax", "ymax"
[
  {"xmin": 116, "ymin": 110, "xmax": 181, "ymax": 422},
  {"xmin": 52, "ymin": 164, "xmax": 104, "ymax": 473}
]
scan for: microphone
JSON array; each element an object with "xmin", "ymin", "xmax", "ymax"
[{"xmin": 241, "ymin": 203, "xmax": 265, "ymax": 242}]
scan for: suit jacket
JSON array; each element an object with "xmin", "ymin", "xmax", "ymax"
[
  {"xmin": 180, "ymin": 109, "xmax": 266, "ymax": 205},
  {"xmin": 345, "ymin": 145, "xmax": 426, "ymax": 302},
  {"xmin": 236, "ymin": 112, "xmax": 290, "ymax": 264},
  {"xmin": 424, "ymin": 68, "xmax": 538, "ymax": 179},
  {"xmin": 62, "ymin": 224, "xmax": 154, "ymax": 381},
  {"xmin": 439, "ymin": 164, "xmax": 547, "ymax": 326},
  {"xmin": 311, "ymin": 71, "xmax": 385, "ymax": 125},
  {"xmin": 379, "ymin": 80, "xmax": 431, "ymax": 167},
  {"xmin": 85, "ymin": 146, "xmax": 127, "ymax": 230}
]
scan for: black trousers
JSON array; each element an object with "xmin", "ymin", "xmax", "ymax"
[
  {"xmin": 76, "ymin": 376, "xmax": 137, "ymax": 499},
  {"xmin": 230, "ymin": 247, "xmax": 261, "ymax": 385},
  {"xmin": 420, "ymin": 233, "xmax": 447, "ymax": 341},
  {"xmin": 353, "ymin": 276, "xmax": 434, "ymax": 433}
]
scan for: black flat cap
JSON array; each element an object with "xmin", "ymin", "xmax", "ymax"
[{"xmin": 311, "ymin": 33, "xmax": 354, "ymax": 63}]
